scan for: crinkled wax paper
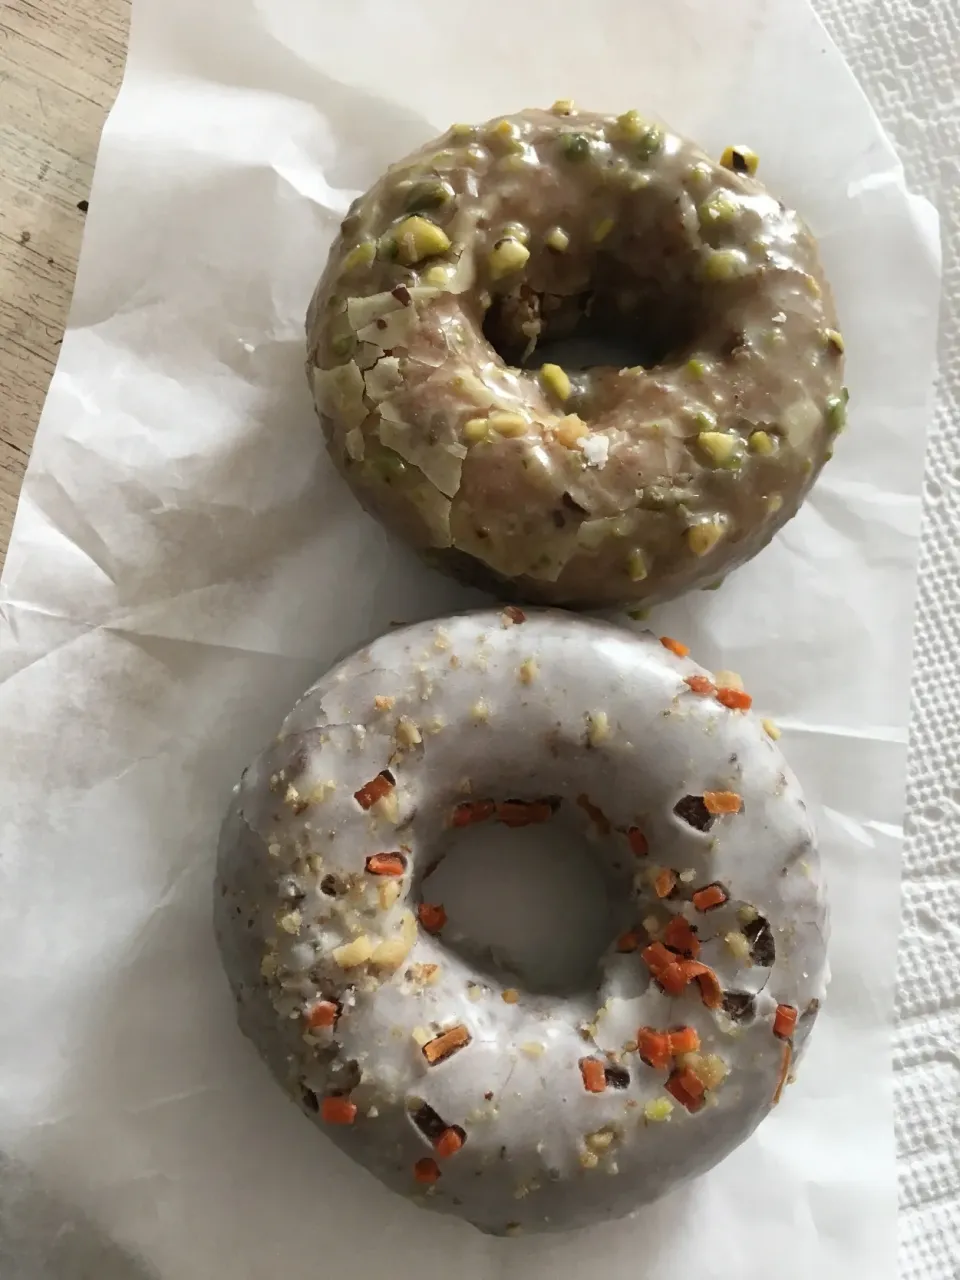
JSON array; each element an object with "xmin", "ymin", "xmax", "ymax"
[{"xmin": 0, "ymin": 1, "xmax": 940, "ymax": 1277}]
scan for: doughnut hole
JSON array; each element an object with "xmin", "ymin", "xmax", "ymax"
[
  {"xmin": 481, "ymin": 184, "xmax": 709, "ymax": 384},
  {"xmin": 419, "ymin": 814, "xmax": 632, "ymax": 996}
]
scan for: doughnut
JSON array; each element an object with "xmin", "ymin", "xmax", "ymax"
[
  {"xmin": 215, "ymin": 609, "xmax": 827, "ymax": 1234},
  {"xmin": 306, "ymin": 105, "xmax": 846, "ymax": 609}
]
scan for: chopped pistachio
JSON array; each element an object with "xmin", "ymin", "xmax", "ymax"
[
  {"xmin": 540, "ymin": 363, "xmax": 572, "ymax": 402},
  {"xmin": 720, "ymin": 144, "xmax": 759, "ymax": 177},
  {"xmin": 702, "ymin": 248, "xmax": 750, "ymax": 282},
  {"xmin": 688, "ymin": 161, "xmax": 713, "ymax": 187},
  {"xmin": 687, "ymin": 357, "xmax": 708, "ymax": 378},
  {"xmin": 627, "ymin": 549, "xmax": 648, "ymax": 581},
  {"xmin": 697, "ymin": 431, "xmax": 737, "ymax": 468},
  {"xmin": 463, "ymin": 417, "xmax": 491, "ymax": 444},
  {"xmin": 464, "ymin": 143, "xmax": 488, "ymax": 169},
  {"xmin": 488, "ymin": 119, "xmax": 523, "ymax": 152},
  {"xmin": 488, "ymin": 411, "xmax": 529, "ymax": 437},
  {"xmin": 556, "ymin": 414, "xmax": 587, "ymax": 448},
  {"xmin": 824, "ymin": 328, "xmax": 845, "ymax": 354},
  {"xmin": 342, "ymin": 240, "xmax": 376, "ymax": 272},
  {"xmin": 559, "ymin": 132, "xmax": 593, "ymax": 162},
  {"xmin": 825, "ymin": 394, "xmax": 848, "ymax": 434},
  {"xmin": 692, "ymin": 408, "xmax": 718, "ymax": 431},
  {"xmin": 449, "ymin": 122, "xmax": 475, "ymax": 139},
  {"xmin": 699, "ymin": 191, "xmax": 739, "ymax": 227},
  {"xmin": 405, "ymin": 179, "xmax": 455, "ymax": 212},
  {"xmin": 633, "ymin": 125, "xmax": 665, "ymax": 161},
  {"xmin": 613, "ymin": 109, "xmax": 646, "ymax": 138},
  {"xmin": 749, "ymin": 429, "xmax": 775, "ymax": 455},
  {"xmin": 551, "ymin": 98, "xmax": 576, "ymax": 115},
  {"xmin": 627, "ymin": 606, "xmax": 649, "ymax": 621},
  {"xmin": 644, "ymin": 1097, "xmax": 674, "ymax": 1122},
  {"xmin": 686, "ymin": 521, "xmax": 725, "ymax": 556},
  {"xmin": 502, "ymin": 220, "xmax": 531, "ymax": 246},
  {"xmin": 488, "ymin": 237, "xmax": 530, "ymax": 279},
  {"xmin": 393, "ymin": 216, "xmax": 451, "ymax": 265},
  {"xmin": 545, "ymin": 225, "xmax": 571, "ymax": 252},
  {"xmin": 423, "ymin": 263, "xmax": 456, "ymax": 287},
  {"xmin": 592, "ymin": 216, "xmax": 616, "ymax": 243},
  {"xmin": 518, "ymin": 659, "xmax": 538, "ymax": 685}
]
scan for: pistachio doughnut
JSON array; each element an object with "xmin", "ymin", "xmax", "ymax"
[
  {"xmin": 306, "ymin": 105, "xmax": 846, "ymax": 609},
  {"xmin": 215, "ymin": 610, "xmax": 827, "ymax": 1234}
]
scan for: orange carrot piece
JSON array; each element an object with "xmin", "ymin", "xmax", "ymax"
[
  {"xmin": 692, "ymin": 883, "xmax": 728, "ymax": 912},
  {"xmin": 656, "ymin": 962, "xmax": 690, "ymax": 996},
  {"xmin": 354, "ymin": 771, "xmax": 395, "ymax": 810},
  {"xmin": 321, "ymin": 1096, "xmax": 357, "ymax": 1125},
  {"xmin": 627, "ymin": 826, "xmax": 649, "ymax": 857},
  {"xmin": 305, "ymin": 999, "xmax": 339, "ymax": 1030},
  {"xmin": 703, "ymin": 790, "xmax": 742, "ymax": 816},
  {"xmin": 667, "ymin": 1026, "xmax": 700, "ymax": 1055},
  {"xmin": 452, "ymin": 799, "xmax": 496, "ymax": 828},
  {"xmin": 716, "ymin": 686, "xmax": 753, "ymax": 711},
  {"xmin": 365, "ymin": 852, "xmax": 407, "ymax": 876},
  {"xmin": 684, "ymin": 674, "xmax": 716, "ymax": 696},
  {"xmin": 414, "ymin": 1156, "xmax": 441, "ymax": 1184},
  {"xmin": 663, "ymin": 915, "xmax": 700, "ymax": 958},
  {"xmin": 496, "ymin": 800, "xmax": 554, "ymax": 827},
  {"xmin": 418, "ymin": 902, "xmax": 447, "ymax": 934},
  {"xmin": 577, "ymin": 793, "xmax": 612, "ymax": 835},
  {"xmin": 616, "ymin": 930, "xmax": 641, "ymax": 953},
  {"xmin": 422, "ymin": 1024, "xmax": 471, "ymax": 1065},
  {"xmin": 637, "ymin": 1028, "xmax": 671, "ymax": 1070},
  {"xmin": 654, "ymin": 868, "xmax": 678, "ymax": 899},
  {"xmin": 641, "ymin": 942, "xmax": 675, "ymax": 974},
  {"xmin": 773, "ymin": 1003, "xmax": 798, "ymax": 1040},
  {"xmin": 682, "ymin": 961, "xmax": 723, "ymax": 1010},
  {"xmin": 660, "ymin": 636, "xmax": 690, "ymax": 658},
  {"xmin": 579, "ymin": 1057, "xmax": 607, "ymax": 1093},
  {"xmin": 434, "ymin": 1126, "xmax": 466, "ymax": 1158},
  {"xmin": 773, "ymin": 1041, "xmax": 793, "ymax": 1105},
  {"xmin": 666, "ymin": 1067, "xmax": 706, "ymax": 1112}
]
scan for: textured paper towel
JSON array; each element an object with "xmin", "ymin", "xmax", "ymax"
[
  {"xmin": 0, "ymin": 1, "xmax": 947, "ymax": 1278},
  {"xmin": 812, "ymin": 2, "xmax": 960, "ymax": 1276}
]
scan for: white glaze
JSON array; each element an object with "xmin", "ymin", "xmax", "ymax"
[{"xmin": 215, "ymin": 610, "xmax": 827, "ymax": 1234}]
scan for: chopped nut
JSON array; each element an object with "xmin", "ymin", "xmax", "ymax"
[
  {"xmin": 393, "ymin": 216, "xmax": 451, "ymax": 265},
  {"xmin": 592, "ymin": 217, "xmax": 615, "ymax": 243},
  {"xmin": 395, "ymin": 716, "xmax": 422, "ymax": 748},
  {"xmin": 579, "ymin": 1149, "xmax": 600, "ymax": 1170},
  {"xmin": 278, "ymin": 910, "xmax": 301, "ymax": 935},
  {"xmin": 540, "ymin": 363, "xmax": 572, "ymax": 402},
  {"xmin": 466, "ymin": 983, "xmax": 485, "ymax": 1002},
  {"xmin": 713, "ymin": 669, "xmax": 743, "ymax": 692},
  {"xmin": 342, "ymin": 240, "xmax": 377, "ymax": 272},
  {"xmin": 423, "ymin": 263, "xmax": 456, "ymax": 287},
  {"xmin": 378, "ymin": 880, "xmax": 402, "ymax": 911},
  {"xmin": 698, "ymin": 431, "xmax": 740, "ymax": 468},
  {"xmin": 518, "ymin": 658, "xmax": 538, "ymax": 685},
  {"xmin": 501, "ymin": 988, "xmax": 520, "ymax": 1004},
  {"xmin": 720, "ymin": 144, "xmax": 759, "ymax": 176},
  {"xmin": 824, "ymin": 328, "xmax": 845, "ymax": 353},
  {"xmin": 488, "ymin": 411, "xmax": 529, "ymax": 437},
  {"xmin": 724, "ymin": 930, "xmax": 752, "ymax": 962},
  {"xmin": 545, "ymin": 226, "xmax": 570, "ymax": 252},
  {"xmin": 260, "ymin": 952, "xmax": 278, "ymax": 978},
  {"xmin": 556, "ymin": 414, "xmax": 587, "ymax": 448},
  {"xmin": 749, "ymin": 429, "xmax": 775, "ymax": 455},
  {"xmin": 586, "ymin": 711, "xmax": 611, "ymax": 747},
  {"xmin": 374, "ymin": 695, "xmax": 396, "ymax": 712},
  {"xmin": 520, "ymin": 1041, "xmax": 545, "ymax": 1058},
  {"xmin": 471, "ymin": 699, "xmax": 490, "ymax": 723},
  {"xmin": 693, "ymin": 1053, "xmax": 728, "ymax": 1090},
  {"xmin": 644, "ymin": 1097, "xmax": 674, "ymax": 1122},
  {"xmin": 585, "ymin": 1128, "xmax": 616, "ymax": 1153},
  {"xmin": 551, "ymin": 98, "xmax": 576, "ymax": 115},
  {"xmin": 702, "ymin": 248, "xmax": 750, "ymax": 282},
  {"xmin": 737, "ymin": 904, "xmax": 759, "ymax": 925},
  {"xmin": 332, "ymin": 934, "xmax": 374, "ymax": 968},
  {"xmin": 488, "ymin": 237, "xmax": 530, "ymax": 279},
  {"xmin": 627, "ymin": 549, "xmax": 648, "ymax": 581},
  {"xmin": 463, "ymin": 417, "xmax": 491, "ymax": 444},
  {"xmin": 762, "ymin": 717, "xmax": 781, "ymax": 740},
  {"xmin": 686, "ymin": 521, "xmax": 725, "ymax": 556}
]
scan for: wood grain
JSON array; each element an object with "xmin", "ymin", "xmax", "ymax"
[{"xmin": 0, "ymin": 0, "xmax": 129, "ymax": 566}]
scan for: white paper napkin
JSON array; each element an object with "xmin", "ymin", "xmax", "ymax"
[{"xmin": 0, "ymin": 1, "xmax": 943, "ymax": 1277}]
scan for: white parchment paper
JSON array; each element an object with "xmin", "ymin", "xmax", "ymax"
[{"xmin": 0, "ymin": 1, "xmax": 941, "ymax": 1277}]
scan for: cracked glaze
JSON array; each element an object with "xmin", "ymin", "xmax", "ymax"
[
  {"xmin": 215, "ymin": 610, "xmax": 828, "ymax": 1234},
  {"xmin": 306, "ymin": 106, "xmax": 846, "ymax": 608}
]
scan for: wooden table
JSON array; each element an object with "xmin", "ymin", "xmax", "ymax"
[{"xmin": 0, "ymin": 0, "xmax": 129, "ymax": 566}]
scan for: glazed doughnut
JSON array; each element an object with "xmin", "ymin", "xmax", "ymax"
[
  {"xmin": 215, "ymin": 610, "xmax": 827, "ymax": 1234},
  {"xmin": 306, "ymin": 105, "xmax": 846, "ymax": 609}
]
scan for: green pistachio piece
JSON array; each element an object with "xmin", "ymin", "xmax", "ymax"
[
  {"xmin": 686, "ymin": 521, "xmax": 725, "ymax": 556},
  {"xmin": 626, "ymin": 549, "xmax": 648, "ymax": 581},
  {"xmin": 545, "ymin": 226, "xmax": 570, "ymax": 252},
  {"xmin": 824, "ymin": 328, "xmax": 845, "ymax": 354},
  {"xmin": 825, "ymin": 395, "xmax": 848, "ymax": 433},
  {"xmin": 687, "ymin": 357, "xmax": 708, "ymax": 378},
  {"xmin": 540, "ymin": 363, "xmax": 572, "ymax": 402},
  {"xmin": 748, "ymin": 429, "xmax": 776, "ymax": 455},
  {"xmin": 551, "ymin": 98, "xmax": 576, "ymax": 116},
  {"xmin": 613, "ymin": 109, "xmax": 646, "ymax": 139},
  {"xmin": 702, "ymin": 249, "xmax": 750, "ymax": 282},
  {"xmin": 405, "ymin": 179, "xmax": 456, "ymax": 213},
  {"xmin": 393, "ymin": 215, "xmax": 451, "ymax": 266},
  {"xmin": 341, "ymin": 240, "xmax": 377, "ymax": 272},
  {"xmin": 501, "ymin": 221, "xmax": 531, "ymax": 246},
  {"xmin": 698, "ymin": 431, "xmax": 741, "ymax": 468},
  {"xmin": 633, "ymin": 125, "xmax": 664, "ymax": 162},
  {"xmin": 488, "ymin": 237, "xmax": 530, "ymax": 279},
  {"xmin": 559, "ymin": 132, "xmax": 593, "ymax": 162},
  {"xmin": 699, "ymin": 192, "xmax": 740, "ymax": 227}
]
